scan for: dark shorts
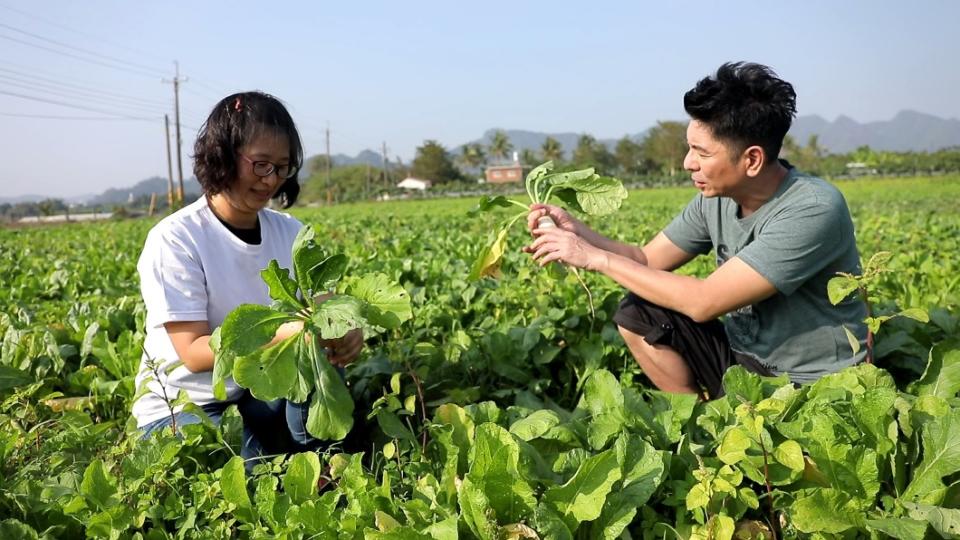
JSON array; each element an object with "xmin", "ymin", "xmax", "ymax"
[{"xmin": 612, "ymin": 293, "xmax": 773, "ymax": 399}]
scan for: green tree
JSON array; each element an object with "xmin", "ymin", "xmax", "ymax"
[
  {"xmin": 301, "ymin": 164, "xmax": 387, "ymax": 203},
  {"xmin": 37, "ymin": 198, "xmax": 66, "ymax": 217},
  {"xmin": 410, "ymin": 140, "xmax": 462, "ymax": 184},
  {"xmin": 519, "ymin": 149, "xmax": 538, "ymax": 167},
  {"xmin": 572, "ymin": 134, "xmax": 615, "ymax": 173},
  {"xmin": 541, "ymin": 136, "xmax": 564, "ymax": 162},
  {"xmin": 614, "ymin": 136, "xmax": 645, "ymax": 175},
  {"xmin": 489, "ymin": 130, "xmax": 513, "ymax": 163},
  {"xmin": 458, "ymin": 143, "xmax": 486, "ymax": 172},
  {"xmin": 642, "ymin": 121, "xmax": 688, "ymax": 177}
]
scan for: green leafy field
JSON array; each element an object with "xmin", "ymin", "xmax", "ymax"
[{"xmin": 1, "ymin": 176, "xmax": 959, "ymax": 539}]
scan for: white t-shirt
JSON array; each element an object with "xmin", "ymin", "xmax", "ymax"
[{"xmin": 132, "ymin": 196, "xmax": 303, "ymax": 427}]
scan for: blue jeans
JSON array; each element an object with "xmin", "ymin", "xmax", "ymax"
[{"xmin": 140, "ymin": 391, "xmax": 319, "ymax": 463}]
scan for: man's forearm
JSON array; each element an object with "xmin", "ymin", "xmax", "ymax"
[
  {"xmin": 583, "ymin": 230, "xmax": 649, "ymax": 265},
  {"xmin": 591, "ymin": 251, "xmax": 712, "ymax": 321}
]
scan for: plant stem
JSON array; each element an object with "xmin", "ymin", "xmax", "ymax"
[
  {"xmin": 756, "ymin": 431, "xmax": 780, "ymax": 540},
  {"xmin": 403, "ymin": 358, "xmax": 429, "ymax": 455},
  {"xmin": 569, "ymin": 267, "xmax": 595, "ymax": 320},
  {"xmin": 505, "ymin": 199, "xmax": 530, "ymax": 211},
  {"xmin": 860, "ymin": 285, "xmax": 874, "ymax": 364}
]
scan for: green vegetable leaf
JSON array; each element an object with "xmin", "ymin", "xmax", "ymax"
[
  {"xmin": 233, "ymin": 333, "xmax": 300, "ymax": 401},
  {"xmin": 292, "ymin": 225, "xmax": 348, "ymax": 297},
  {"xmin": 470, "ymin": 195, "xmax": 516, "ymax": 215},
  {"xmin": 581, "ymin": 369, "xmax": 626, "ymax": 450},
  {"xmin": 209, "ymin": 327, "xmax": 234, "ymax": 401},
  {"xmin": 80, "ymin": 459, "xmax": 117, "ymax": 511},
  {"xmin": 219, "ymin": 304, "xmax": 294, "ymax": 356},
  {"xmin": 0, "ymin": 365, "xmax": 33, "ymax": 392},
  {"xmin": 898, "ymin": 307, "xmax": 930, "ymax": 323},
  {"xmin": 910, "ymin": 343, "xmax": 960, "ymax": 400},
  {"xmin": 509, "ymin": 409, "xmax": 561, "ymax": 441},
  {"xmin": 827, "ymin": 275, "xmax": 860, "ymax": 305},
  {"xmin": 221, "ymin": 456, "xmax": 256, "ymax": 523},
  {"xmin": 309, "ymin": 295, "xmax": 365, "ymax": 340},
  {"xmin": 550, "ymin": 174, "xmax": 628, "ymax": 216},
  {"xmin": 543, "ymin": 449, "xmax": 621, "ymax": 532},
  {"xmin": 903, "ymin": 408, "xmax": 960, "ymax": 504},
  {"xmin": 305, "ymin": 340, "xmax": 355, "ymax": 440},
  {"xmin": 261, "ymin": 259, "xmax": 304, "ymax": 311},
  {"xmin": 463, "ymin": 424, "xmax": 537, "ymax": 527},
  {"xmin": 790, "ymin": 488, "xmax": 865, "ymax": 533},
  {"xmin": 346, "ymin": 273, "xmax": 413, "ymax": 330},
  {"xmin": 865, "ymin": 518, "xmax": 929, "ymax": 540},
  {"xmin": 283, "ymin": 452, "xmax": 322, "ymax": 504}
]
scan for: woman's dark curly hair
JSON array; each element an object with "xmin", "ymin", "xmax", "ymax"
[
  {"xmin": 193, "ymin": 91, "xmax": 302, "ymax": 208},
  {"xmin": 684, "ymin": 62, "xmax": 797, "ymax": 162}
]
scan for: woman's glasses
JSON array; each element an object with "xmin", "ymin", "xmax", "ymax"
[{"xmin": 238, "ymin": 153, "xmax": 298, "ymax": 179}]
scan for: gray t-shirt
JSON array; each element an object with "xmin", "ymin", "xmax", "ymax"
[{"xmin": 663, "ymin": 167, "xmax": 868, "ymax": 383}]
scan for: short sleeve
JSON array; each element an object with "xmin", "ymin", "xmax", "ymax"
[
  {"xmin": 137, "ymin": 229, "xmax": 209, "ymax": 329},
  {"xmin": 736, "ymin": 195, "xmax": 848, "ymax": 295},
  {"xmin": 663, "ymin": 195, "xmax": 713, "ymax": 256}
]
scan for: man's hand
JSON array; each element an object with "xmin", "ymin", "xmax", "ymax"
[
  {"xmin": 527, "ymin": 226, "xmax": 610, "ymax": 271},
  {"xmin": 321, "ymin": 328, "xmax": 364, "ymax": 368},
  {"xmin": 527, "ymin": 204, "xmax": 582, "ymax": 236}
]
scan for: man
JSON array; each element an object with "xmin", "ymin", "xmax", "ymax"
[{"xmin": 527, "ymin": 62, "xmax": 867, "ymax": 398}]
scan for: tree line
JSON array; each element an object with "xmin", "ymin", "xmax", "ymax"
[
  {"xmin": 6, "ymin": 124, "xmax": 960, "ymax": 220},
  {"xmin": 297, "ymin": 123, "xmax": 960, "ymax": 204}
]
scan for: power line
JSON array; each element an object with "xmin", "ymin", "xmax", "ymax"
[
  {"xmin": 0, "ymin": 89, "xmax": 158, "ymax": 120},
  {"xmin": 0, "ymin": 111, "xmax": 156, "ymax": 121},
  {"xmin": 0, "ymin": 33, "xmax": 163, "ymax": 79},
  {"xmin": 0, "ymin": 22, "xmax": 166, "ymax": 76},
  {"xmin": 0, "ymin": 66, "xmax": 168, "ymax": 107},
  {"xmin": 0, "ymin": 2, "xmax": 171, "ymax": 66},
  {"xmin": 0, "ymin": 77, "xmax": 166, "ymax": 115}
]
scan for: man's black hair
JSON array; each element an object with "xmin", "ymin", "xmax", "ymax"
[{"xmin": 684, "ymin": 62, "xmax": 797, "ymax": 162}]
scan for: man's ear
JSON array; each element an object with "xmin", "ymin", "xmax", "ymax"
[{"xmin": 743, "ymin": 145, "xmax": 766, "ymax": 177}]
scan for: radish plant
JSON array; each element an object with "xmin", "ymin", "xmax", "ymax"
[
  {"xmin": 210, "ymin": 224, "xmax": 412, "ymax": 440},
  {"xmin": 469, "ymin": 160, "xmax": 627, "ymax": 314}
]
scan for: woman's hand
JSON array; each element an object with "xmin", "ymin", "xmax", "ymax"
[
  {"xmin": 527, "ymin": 226, "xmax": 610, "ymax": 272},
  {"xmin": 275, "ymin": 319, "xmax": 363, "ymax": 368},
  {"xmin": 321, "ymin": 328, "xmax": 364, "ymax": 368}
]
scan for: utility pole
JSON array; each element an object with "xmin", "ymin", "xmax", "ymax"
[
  {"xmin": 365, "ymin": 163, "xmax": 371, "ymax": 201},
  {"xmin": 163, "ymin": 61, "xmax": 187, "ymax": 203},
  {"xmin": 325, "ymin": 124, "xmax": 332, "ymax": 205},
  {"xmin": 381, "ymin": 141, "xmax": 390, "ymax": 190},
  {"xmin": 164, "ymin": 115, "xmax": 174, "ymax": 208}
]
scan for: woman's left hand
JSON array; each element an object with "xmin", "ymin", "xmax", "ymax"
[
  {"xmin": 322, "ymin": 328, "xmax": 364, "ymax": 368},
  {"xmin": 527, "ymin": 227, "xmax": 607, "ymax": 271}
]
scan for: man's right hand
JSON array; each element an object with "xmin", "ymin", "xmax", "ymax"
[{"xmin": 527, "ymin": 204, "xmax": 582, "ymax": 236}]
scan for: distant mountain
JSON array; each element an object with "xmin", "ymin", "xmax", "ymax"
[
  {"xmin": 0, "ymin": 194, "xmax": 47, "ymax": 204},
  {"xmin": 301, "ymin": 150, "xmax": 383, "ymax": 174},
  {"xmin": 1, "ymin": 192, "xmax": 98, "ymax": 205},
  {"xmin": 789, "ymin": 110, "xmax": 960, "ymax": 153},
  {"xmin": 87, "ymin": 176, "xmax": 201, "ymax": 206},
  {"xmin": 333, "ymin": 149, "xmax": 383, "ymax": 167}
]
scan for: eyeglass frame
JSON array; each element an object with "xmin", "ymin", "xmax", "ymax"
[{"xmin": 237, "ymin": 153, "xmax": 299, "ymax": 180}]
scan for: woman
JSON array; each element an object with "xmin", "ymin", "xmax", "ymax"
[{"xmin": 132, "ymin": 91, "xmax": 361, "ymax": 459}]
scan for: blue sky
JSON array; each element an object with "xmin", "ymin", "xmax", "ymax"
[{"xmin": 2, "ymin": 0, "xmax": 958, "ymax": 199}]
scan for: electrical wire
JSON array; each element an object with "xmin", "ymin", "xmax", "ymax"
[{"xmin": 0, "ymin": 89, "xmax": 158, "ymax": 120}]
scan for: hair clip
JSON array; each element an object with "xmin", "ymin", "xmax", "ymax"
[{"xmin": 233, "ymin": 96, "xmax": 243, "ymax": 112}]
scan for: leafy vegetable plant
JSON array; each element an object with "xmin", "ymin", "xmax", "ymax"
[
  {"xmin": 468, "ymin": 161, "xmax": 627, "ymax": 312},
  {"xmin": 211, "ymin": 224, "xmax": 412, "ymax": 440},
  {"xmin": 828, "ymin": 250, "xmax": 929, "ymax": 362}
]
